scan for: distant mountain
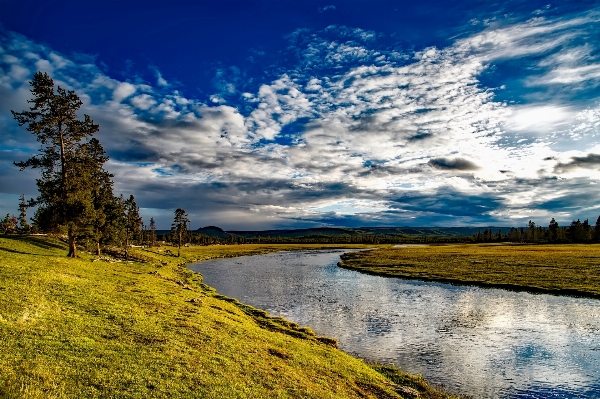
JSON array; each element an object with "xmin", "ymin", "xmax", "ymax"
[{"xmin": 196, "ymin": 226, "xmax": 231, "ymax": 239}]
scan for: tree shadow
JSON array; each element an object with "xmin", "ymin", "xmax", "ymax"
[
  {"xmin": 2, "ymin": 235, "xmax": 66, "ymax": 251},
  {"xmin": 0, "ymin": 246, "xmax": 35, "ymax": 256}
]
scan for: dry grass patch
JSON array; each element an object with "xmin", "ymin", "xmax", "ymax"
[{"xmin": 339, "ymin": 243, "xmax": 600, "ymax": 297}]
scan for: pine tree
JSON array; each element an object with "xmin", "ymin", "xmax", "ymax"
[
  {"xmin": 548, "ymin": 218, "xmax": 559, "ymax": 242},
  {"xmin": 11, "ymin": 215, "xmax": 18, "ymax": 233},
  {"xmin": 568, "ymin": 219, "xmax": 586, "ymax": 243},
  {"xmin": 1, "ymin": 214, "xmax": 14, "ymax": 234},
  {"xmin": 123, "ymin": 195, "xmax": 142, "ymax": 260},
  {"xmin": 526, "ymin": 220, "xmax": 536, "ymax": 243},
  {"xmin": 582, "ymin": 219, "xmax": 592, "ymax": 242},
  {"xmin": 172, "ymin": 208, "xmax": 190, "ymax": 257},
  {"xmin": 17, "ymin": 194, "xmax": 31, "ymax": 234},
  {"xmin": 12, "ymin": 72, "xmax": 104, "ymax": 257},
  {"xmin": 149, "ymin": 217, "xmax": 157, "ymax": 247},
  {"xmin": 67, "ymin": 137, "xmax": 119, "ymax": 255}
]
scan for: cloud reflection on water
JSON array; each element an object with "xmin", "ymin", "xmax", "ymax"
[{"xmin": 191, "ymin": 250, "xmax": 600, "ymax": 399}]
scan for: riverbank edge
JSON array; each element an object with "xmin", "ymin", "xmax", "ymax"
[
  {"xmin": 140, "ymin": 244, "xmax": 467, "ymax": 398},
  {"xmin": 337, "ymin": 261, "xmax": 600, "ymax": 300},
  {"xmin": 0, "ymin": 237, "xmax": 463, "ymax": 398},
  {"xmin": 144, "ymin": 244, "xmax": 375, "ymax": 348}
]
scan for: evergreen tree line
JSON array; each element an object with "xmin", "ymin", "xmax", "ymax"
[
  {"xmin": 152, "ymin": 233, "xmax": 476, "ymax": 245},
  {"xmin": 472, "ymin": 218, "xmax": 600, "ymax": 244}
]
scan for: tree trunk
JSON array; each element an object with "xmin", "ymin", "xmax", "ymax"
[
  {"xmin": 96, "ymin": 241, "xmax": 101, "ymax": 256},
  {"xmin": 67, "ymin": 228, "xmax": 77, "ymax": 257},
  {"xmin": 125, "ymin": 233, "xmax": 129, "ymax": 260}
]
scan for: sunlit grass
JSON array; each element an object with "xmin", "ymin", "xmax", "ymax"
[
  {"xmin": 0, "ymin": 236, "xmax": 458, "ymax": 398},
  {"xmin": 339, "ymin": 243, "xmax": 600, "ymax": 297}
]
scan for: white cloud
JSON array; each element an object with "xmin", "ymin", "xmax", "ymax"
[
  {"xmin": 48, "ymin": 52, "xmax": 70, "ymax": 69},
  {"xmin": 155, "ymin": 71, "xmax": 168, "ymax": 87},
  {"xmin": 246, "ymin": 74, "xmax": 313, "ymax": 140},
  {"xmin": 319, "ymin": 5, "xmax": 336, "ymax": 13},
  {"xmin": 130, "ymin": 94, "xmax": 157, "ymax": 110},
  {"xmin": 504, "ymin": 105, "xmax": 575, "ymax": 133},
  {"xmin": 8, "ymin": 64, "xmax": 29, "ymax": 81},
  {"xmin": 311, "ymin": 199, "xmax": 391, "ymax": 215},
  {"xmin": 112, "ymin": 82, "xmax": 136, "ymax": 102},
  {"xmin": 533, "ymin": 64, "xmax": 600, "ymax": 85}
]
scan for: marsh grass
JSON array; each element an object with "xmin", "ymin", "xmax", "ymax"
[
  {"xmin": 339, "ymin": 243, "xmax": 600, "ymax": 298},
  {"xmin": 0, "ymin": 236, "xmax": 458, "ymax": 398}
]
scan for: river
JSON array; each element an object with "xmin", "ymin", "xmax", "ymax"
[{"xmin": 188, "ymin": 249, "xmax": 600, "ymax": 399}]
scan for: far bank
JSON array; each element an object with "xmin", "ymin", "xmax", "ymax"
[{"xmin": 338, "ymin": 243, "xmax": 600, "ymax": 298}]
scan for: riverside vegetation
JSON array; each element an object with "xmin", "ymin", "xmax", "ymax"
[
  {"xmin": 339, "ymin": 243, "xmax": 600, "ymax": 298},
  {"xmin": 0, "ymin": 235, "xmax": 459, "ymax": 398}
]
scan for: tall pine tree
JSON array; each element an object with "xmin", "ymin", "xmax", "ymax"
[
  {"xmin": 18, "ymin": 194, "xmax": 31, "ymax": 234},
  {"xmin": 149, "ymin": 217, "xmax": 157, "ymax": 247},
  {"xmin": 171, "ymin": 208, "xmax": 189, "ymax": 257},
  {"xmin": 75, "ymin": 138, "xmax": 121, "ymax": 255},
  {"xmin": 123, "ymin": 195, "xmax": 142, "ymax": 260},
  {"xmin": 12, "ymin": 72, "xmax": 106, "ymax": 257}
]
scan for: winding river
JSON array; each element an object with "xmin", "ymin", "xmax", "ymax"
[{"xmin": 189, "ymin": 249, "xmax": 600, "ymax": 399}]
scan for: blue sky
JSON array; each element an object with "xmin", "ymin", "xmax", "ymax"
[{"xmin": 1, "ymin": 0, "xmax": 600, "ymax": 230}]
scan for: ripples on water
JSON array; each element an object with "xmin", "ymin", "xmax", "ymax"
[{"xmin": 189, "ymin": 250, "xmax": 600, "ymax": 399}]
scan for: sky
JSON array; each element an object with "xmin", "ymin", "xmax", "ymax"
[{"xmin": 1, "ymin": 0, "xmax": 600, "ymax": 230}]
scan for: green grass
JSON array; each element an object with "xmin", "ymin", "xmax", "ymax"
[
  {"xmin": 0, "ymin": 236, "xmax": 458, "ymax": 398},
  {"xmin": 339, "ymin": 243, "xmax": 600, "ymax": 298}
]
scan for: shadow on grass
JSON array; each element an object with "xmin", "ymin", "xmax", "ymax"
[
  {"xmin": 0, "ymin": 245, "xmax": 63, "ymax": 257},
  {"xmin": 3, "ymin": 235, "xmax": 66, "ymax": 251},
  {"xmin": 0, "ymin": 246, "xmax": 35, "ymax": 256}
]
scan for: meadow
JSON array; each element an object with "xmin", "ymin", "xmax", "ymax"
[
  {"xmin": 0, "ymin": 236, "xmax": 457, "ymax": 399},
  {"xmin": 339, "ymin": 243, "xmax": 600, "ymax": 298}
]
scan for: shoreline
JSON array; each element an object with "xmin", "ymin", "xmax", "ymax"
[
  {"xmin": 177, "ymin": 245, "xmax": 463, "ymax": 398},
  {"xmin": 0, "ymin": 237, "xmax": 459, "ymax": 398}
]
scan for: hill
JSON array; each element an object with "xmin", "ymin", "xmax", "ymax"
[{"xmin": 196, "ymin": 225, "xmax": 231, "ymax": 239}]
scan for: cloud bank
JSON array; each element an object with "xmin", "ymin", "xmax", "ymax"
[{"xmin": 1, "ymin": 6, "xmax": 600, "ymax": 229}]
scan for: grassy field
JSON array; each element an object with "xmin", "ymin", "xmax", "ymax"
[
  {"xmin": 0, "ymin": 236, "xmax": 457, "ymax": 399},
  {"xmin": 339, "ymin": 243, "xmax": 600, "ymax": 298}
]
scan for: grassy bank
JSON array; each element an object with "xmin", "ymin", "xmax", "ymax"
[
  {"xmin": 339, "ymin": 243, "xmax": 600, "ymax": 298},
  {"xmin": 0, "ymin": 236, "xmax": 457, "ymax": 398}
]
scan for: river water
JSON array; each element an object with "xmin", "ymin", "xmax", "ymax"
[{"xmin": 189, "ymin": 249, "xmax": 600, "ymax": 399}]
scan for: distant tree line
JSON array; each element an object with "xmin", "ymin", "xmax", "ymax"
[
  {"xmin": 471, "ymin": 218, "xmax": 600, "ymax": 244},
  {"xmin": 151, "ymin": 232, "xmax": 477, "ymax": 245}
]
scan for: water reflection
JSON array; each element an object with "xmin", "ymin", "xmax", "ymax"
[{"xmin": 189, "ymin": 250, "xmax": 600, "ymax": 399}]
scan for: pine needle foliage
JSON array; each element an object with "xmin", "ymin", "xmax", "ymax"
[{"xmin": 12, "ymin": 72, "xmax": 112, "ymax": 257}]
